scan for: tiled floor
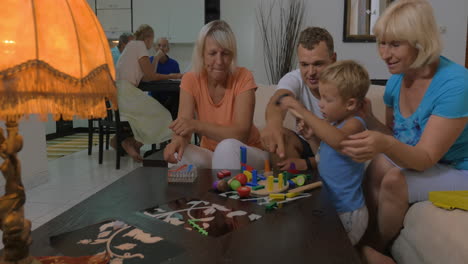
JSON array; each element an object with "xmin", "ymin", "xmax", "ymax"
[{"xmin": 1, "ymin": 144, "xmax": 147, "ymax": 249}]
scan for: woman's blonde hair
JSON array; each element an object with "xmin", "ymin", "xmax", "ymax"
[
  {"xmin": 319, "ymin": 60, "xmax": 370, "ymax": 102},
  {"xmin": 191, "ymin": 20, "xmax": 237, "ymax": 73},
  {"xmin": 134, "ymin": 24, "xmax": 154, "ymax": 41},
  {"xmin": 373, "ymin": 0, "xmax": 441, "ymax": 69}
]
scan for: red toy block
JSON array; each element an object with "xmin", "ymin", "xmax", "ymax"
[{"xmin": 217, "ymin": 170, "xmax": 231, "ymax": 179}]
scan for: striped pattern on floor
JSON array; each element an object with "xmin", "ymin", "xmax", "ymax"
[{"xmin": 46, "ymin": 133, "xmax": 107, "ymax": 160}]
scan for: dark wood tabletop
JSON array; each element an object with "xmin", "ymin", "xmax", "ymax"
[
  {"xmin": 26, "ymin": 167, "xmax": 361, "ymax": 263},
  {"xmin": 138, "ymin": 80, "xmax": 181, "ymax": 93}
]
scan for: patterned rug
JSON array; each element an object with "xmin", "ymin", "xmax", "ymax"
[{"xmin": 46, "ymin": 133, "xmax": 101, "ymax": 161}]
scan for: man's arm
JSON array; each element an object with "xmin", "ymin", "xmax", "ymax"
[{"xmin": 261, "ymin": 89, "xmax": 294, "ymax": 158}]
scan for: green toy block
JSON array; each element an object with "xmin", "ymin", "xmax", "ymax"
[
  {"xmin": 265, "ymin": 201, "xmax": 278, "ymax": 211},
  {"xmin": 252, "ymin": 185, "xmax": 265, "ymax": 190}
]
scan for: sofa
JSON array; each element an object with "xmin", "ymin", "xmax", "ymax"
[{"xmin": 254, "ymin": 84, "xmax": 468, "ymax": 264}]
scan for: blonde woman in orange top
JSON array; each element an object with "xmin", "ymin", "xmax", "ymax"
[{"xmin": 163, "ymin": 20, "xmax": 268, "ymax": 169}]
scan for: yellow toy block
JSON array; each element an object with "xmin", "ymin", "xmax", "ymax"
[
  {"xmin": 286, "ymin": 192, "xmax": 300, "ymax": 198},
  {"xmin": 278, "ymin": 173, "xmax": 284, "ymax": 189},
  {"xmin": 429, "ymin": 191, "xmax": 468, "ymax": 211},
  {"xmin": 267, "ymin": 175, "xmax": 274, "ymax": 191},
  {"xmin": 269, "ymin": 193, "xmax": 286, "ymax": 200},
  {"xmin": 243, "ymin": 170, "xmax": 252, "ymax": 182}
]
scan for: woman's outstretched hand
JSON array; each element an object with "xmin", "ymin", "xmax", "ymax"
[
  {"xmin": 341, "ymin": 130, "xmax": 392, "ymax": 162},
  {"xmin": 163, "ymin": 137, "xmax": 187, "ymax": 163}
]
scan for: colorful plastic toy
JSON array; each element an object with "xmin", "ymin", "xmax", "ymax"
[
  {"xmin": 237, "ymin": 186, "xmax": 251, "ymax": 198},
  {"xmin": 217, "ymin": 170, "xmax": 231, "ymax": 179},
  {"xmin": 229, "ymin": 179, "xmax": 242, "ymax": 191},
  {"xmin": 235, "ymin": 173, "xmax": 248, "ymax": 185},
  {"xmin": 216, "ymin": 180, "xmax": 229, "ymax": 192}
]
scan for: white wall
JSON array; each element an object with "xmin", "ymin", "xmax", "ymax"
[
  {"xmin": 221, "ymin": 0, "xmax": 256, "ymax": 71},
  {"xmin": 224, "ymin": 0, "xmax": 467, "ymax": 84},
  {"xmin": 0, "ymin": 116, "xmax": 49, "ymax": 190}
]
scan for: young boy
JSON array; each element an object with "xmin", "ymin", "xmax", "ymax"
[{"xmin": 277, "ymin": 60, "xmax": 370, "ymax": 245}]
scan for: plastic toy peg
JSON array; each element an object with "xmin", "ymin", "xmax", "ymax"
[
  {"xmin": 265, "ymin": 201, "xmax": 278, "ymax": 211},
  {"xmin": 230, "ymin": 179, "xmax": 242, "ymax": 191},
  {"xmin": 252, "ymin": 170, "xmax": 258, "ymax": 185},
  {"xmin": 278, "ymin": 173, "xmax": 284, "ymax": 189},
  {"xmin": 269, "ymin": 193, "xmax": 286, "ymax": 200},
  {"xmin": 282, "ymin": 171, "xmax": 294, "ymax": 180},
  {"xmin": 288, "ymin": 162, "xmax": 300, "ymax": 174},
  {"xmin": 217, "ymin": 180, "xmax": 229, "ymax": 192},
  {"xmin": 264, "ymin": 159, "xmax": 271, "ymax": 172},
  {"xmin": 287, "ymin": 180, "xmax": 296, "ymax": 189},
  {"xmin": 243, "ymin": 170, "xmax": 252, "ymax": 182},
  {"xmin": 252, "ymin": 185, "xmax": 265, "ymax": 191},
  {"xmin": 240, "ymin": 146, "xmax": 247, "ymax": 170},
  {"xmin": 235, "ymin": 173, "xmax": 248, "ymax": 185},
  {"xmin": 286, "ymin": 192, "xmax": 300, "ymax": 198},
  {"xmin": 267, "ymin": 176, "xmax": 274, "ymax": 191},
  {"xmin": 241, "ymin": 163, "xmax": 254, "ymax": 172},
  {"xmin": 291, "ymin": 175, "xmax": 306, "ymax": 186},
  {"xmin": 237, "ymin": 186, "xmax": 251, "ymax": 198}
]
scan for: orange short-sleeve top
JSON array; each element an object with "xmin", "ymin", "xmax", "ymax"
[{"xmin": 180, "ymin": 67, "xmax": 262, "ymax": 151}]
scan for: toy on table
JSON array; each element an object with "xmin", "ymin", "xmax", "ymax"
[
  {"xmin": 240, "ymin": 146, "xmax": 255, "ymax": 171},
  {"xmin": 287, "ymin": 181, "xmax": 323, "ymax": 193},
  {"xmin": 217, "ymin": 169, "xmax": 231, "ymax": 179},
  {"xmin": 187, "ymin": 219, "xmax": 208, "ymax": 236},
  {"xmin": 287, "ymin": 162, "xmax": 300, "ymax": 174},
  {"xmin": 168, "ymin": 164, "xmax": 197, "ymax": 183},
  {"xmin": 250, "ymin": 176, "xmax": 289, "ymax": 197},
  {"xmin": 264, "ymin": 159, "xmax": 273, "ymax": 177}
]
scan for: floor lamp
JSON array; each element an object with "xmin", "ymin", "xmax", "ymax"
[{"xmin": 0, "ymin": 0, "xmax": 117, "ymax": 263}]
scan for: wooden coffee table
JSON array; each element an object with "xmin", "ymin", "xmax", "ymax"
[{"xmin": 25, "ymin": 167, "xmax": 361, "ymax": 263}]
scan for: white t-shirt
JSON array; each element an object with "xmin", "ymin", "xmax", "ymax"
[
  {"xmin": 276, "ymin": 69, "xmax": 323, "ymax": 126},
  {"xmin": 116, "ymin": 40, "xmax": 149, "ymax": 86}
]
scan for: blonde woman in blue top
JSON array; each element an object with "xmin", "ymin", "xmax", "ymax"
[
  {"xmin": 340, "ymin": 1, "xmax": 468, "ymax": 263},
  {"xmin": 278, "ymin": 60, "xmax": 370, "ymax": 246}
]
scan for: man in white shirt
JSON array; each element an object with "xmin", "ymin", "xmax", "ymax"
[{"xmin": 261, "ymin": 27, "xmax": 337, "ymax": 170}]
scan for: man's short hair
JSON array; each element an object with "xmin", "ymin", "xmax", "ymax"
[
  {"xmin": 319, "ymin": 60, "xmax": 370, "ymax": 101},
  {"xmin": 298, "ymin": 27, "xmax": 334, "ymax": 57},
  {"xmin": 118, "ymin": 32, "xmax": 134, "ymax": 47},
  {"xmin": 373, "ymin": 0, "xmax": 441, "ymax": 69}
]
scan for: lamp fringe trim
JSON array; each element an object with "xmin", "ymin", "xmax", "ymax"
[{"xmin": 0, "ymin": 60, "xmax": 117, "ymax": 121}]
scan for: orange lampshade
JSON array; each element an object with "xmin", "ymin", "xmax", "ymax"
[{"xmin": 0, "ymin": 0, "xmax": 117, "ymax": 121}]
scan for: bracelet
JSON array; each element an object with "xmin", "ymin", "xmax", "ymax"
[{"xmin": 304, "ymin": 158, "xmax": 313, "ymax": 171}]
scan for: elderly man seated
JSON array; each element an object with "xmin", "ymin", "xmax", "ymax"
[
  {"xmin": 149, "ymin": 37, "xmax": 181, "ymax": 75},
  {"xmin": 111, "ymin": 32, "xmax": 134, "ymax": 67}
]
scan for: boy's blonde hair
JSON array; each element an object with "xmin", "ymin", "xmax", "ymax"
[
  {"xmin": 319, "ymin": 60, "xmax": 370, "ymax": 101},
  {"xmin": 373, "ymin": 0, "xmax": 441, "ymax": 69}
]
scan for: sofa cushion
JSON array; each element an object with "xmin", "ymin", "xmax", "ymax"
[{"xmin": 392, "ymin": 201, "xmax": 468, "ymax": 264}]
